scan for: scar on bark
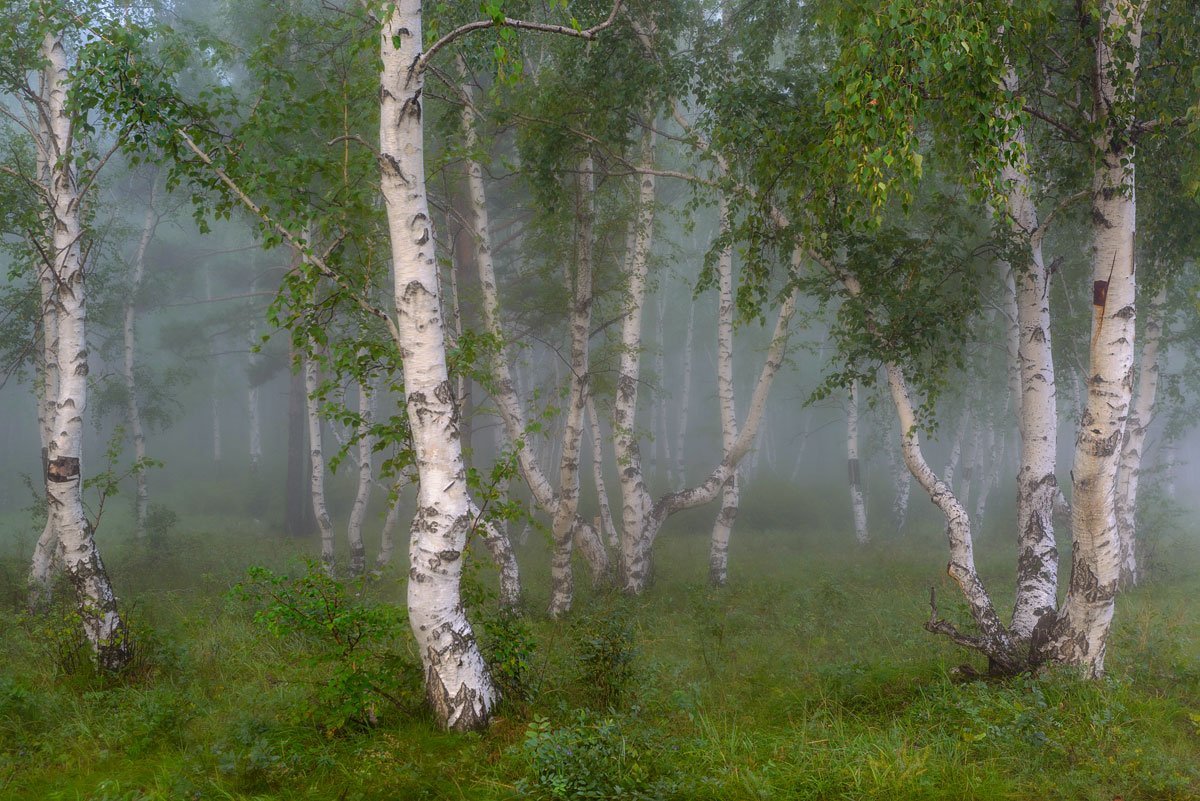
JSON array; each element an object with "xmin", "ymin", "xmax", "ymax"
[{"xmin": 47, "ymin": 456, "xmax": 80, "ymax": 483}]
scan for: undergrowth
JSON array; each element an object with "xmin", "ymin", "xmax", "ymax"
[{"xmin": 0, "ymin": 515, "xmax": 1196, "ymax": 800}]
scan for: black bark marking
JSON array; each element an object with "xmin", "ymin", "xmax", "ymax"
[{"xmin": 47, "ymin": 456, "xmax": 80, "ymax": 483}]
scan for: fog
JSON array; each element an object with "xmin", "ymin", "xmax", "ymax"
[{"xmin": 2, "ymin": 1, "xmax": 1198, "ymax": 797}]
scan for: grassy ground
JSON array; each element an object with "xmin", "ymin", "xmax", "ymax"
[{"xmin": 0, "ymin": 491, "xmax": 1198, "ymax": 800}]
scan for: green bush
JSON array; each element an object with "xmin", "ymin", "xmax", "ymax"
[
  {"xmin": 234, "ymin": 562, "xmax": 422, "ymax": 732},
  {"xmin": 519, "ymin": 711, "xmax": 675, "ymax": 800},
  {"xmin": 573, "ymin": 604, "xmax": 638, "ymax": 709}
]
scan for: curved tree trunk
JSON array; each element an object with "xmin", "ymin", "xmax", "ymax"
[
  {"xmin": 1115, "ymin": 287, "xmax": 1165, "ymax": 587},
  {"xmin": 460, "ymin": 64, "xmax": 605, "ymax": 608},
  {"xmin": 886, "ymin": 365, "xmax": 1020, "ymax": 672},
  {"xmin": 381, "ymin": 6, "xmax": 495, "ymax": 730}
]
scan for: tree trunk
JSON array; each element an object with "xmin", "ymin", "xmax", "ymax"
[
  {"xmin": 673, "ymin": 299, "xmax": 695, "ymax": 489},
  {"xmin": 375, "ymin": 483, "xmax": 404, "ymax": 571},
  {"xmin": 460, "ymin": 64, "xmax": 602, "ymax": 606},
  {"xmin": 380, "ymin": 5, "xmax": 495, "ymax": 730},
  {"xmin": 28, "ymin": 99, "xmax": 60, "ymax": 603},
  {"xmin": 1047, "ymin": 1, "xmax": 1143, "ymax": 675},
  {"xmin": 847, "ymin": 381, "xmax": 868, "ymax": 545},
  {"xmin": 886, "ymin": 365, "xmax": 1019, "ymax": 672},
  {"xmin": 710, "ymin": 199, "xmax": 739, "ymax": 586},
  {"xmin": 346, "ymin": 375, "xmax": 374, "ymax": 577},
  {"xmin": 613, "ymin": 129, "xmax": 659, "ymax": 592},
  {"xmin": 124, "ymin": 183, "xmax": 158, "ymax": 538},
  {"xmin": 586, "ymin": 393, "xmax": 619, "ymax": 549},
  {"xmin": 887, "ymin": 426, "xmax": 911, "ymax": 533},
  {"xmin": 247, "ymin": 327, "xmax": 262, "ymax": 474},
  {"xmin": 546, "ymin": 158, "xmax": 597, "ymax": 618},
  {"xmin": 284, "ymin": 341, "xmax": 315, "ymax": 539},
  {"xmin": 998, "ymin": 58, "xmax": 1062, "ymax": 643},
  {"xmin": 1114, "ymin": 287, "xmax": 1165, "ymax": 587},
  {"xmin": 40, "ymin": 29, "xmax": 130, "ymax": 671},
  {"xmin": 942, "ymin": 406, "xmax": 970, "ymax": 492},
  {"xmin": 303, "ymin": 351, "xmax": 336, "ymax": 572}
]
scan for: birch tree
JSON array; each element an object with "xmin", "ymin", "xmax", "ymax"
[{"xmin": 2, "ymin": 10, "xmax": 133, "ymax": 668}]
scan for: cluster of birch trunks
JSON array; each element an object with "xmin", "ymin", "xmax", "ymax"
[{"xmin": 14, "ymin": 0, "xmax": 1177, "ymax": 733}]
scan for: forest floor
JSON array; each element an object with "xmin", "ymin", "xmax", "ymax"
[{"xmin": 1, "ymin": 487, "xmax": 1198, "ymax": 800}]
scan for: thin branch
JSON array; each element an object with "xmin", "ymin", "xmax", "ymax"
[
  {"xmin": 174, "ymin": 129, "xmax": 403, "ymax": 350},
  {"xmin": 415, "ymin": 1, "xmax": 625, "ymax": 75}
]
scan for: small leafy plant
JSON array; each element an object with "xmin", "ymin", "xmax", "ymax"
[{"xmin": 234, "ymin": 562, "xmax": 420, "ymax": 732}]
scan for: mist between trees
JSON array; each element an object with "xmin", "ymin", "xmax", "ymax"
[{"xmin": 1, "ymin": 1, "xmax": 1199, "ymax": 798}]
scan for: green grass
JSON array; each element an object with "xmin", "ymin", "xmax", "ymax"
[{"xmin": 0, "ymin": 495, "xmax": 1197, "ymax": 800}]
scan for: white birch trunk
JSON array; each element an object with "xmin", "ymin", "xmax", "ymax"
[
  {"xmin": 247, "ymin": 326, "xmax": 262, "ymax": 474},
  {"xmin": 848, "ymin": 381, "xmax": 868, "ymax": 545},
  {"xmin": 1115, "ymin": 287, "xmax": 1165, "ymax": 587},
  {"xmin": 547, "ymin": 158, "xmax": 597, "ymax": 618},
  {"xmin": 943, "ymin": 406, "xmax": 970, "ymax": 492},
  {"xmin": 124, "ymin": 184, "xmax": 157, "ymax": 538},
  {"xmin": 40, "ymin": 30, "xmax": 130, "ymax": 670},
  {"xmin": 653, "ymin": 290, "xmax": 672, "ymax": 485},
  {"xmin": 673, "ymin": 299, "xmax": 695, "ymax": 489},
  {"xmin": 346, "ymin": 376, "xmax": 374, "ymax": 576},
  {"xmin": 710, "ymin": 197, "xmax": 739, "ymax": 586},
  {"xmin": 1048, "ymin": 0, "xmax": 1143, "ymax": 675},
  {"xmin": 459, "ymin": 66, "xmax": 599, "ymax": 603},
  {"xmin": 885, "ymin": 364, "xmax": 1019, "ymax": 671},
  {"xmin": 887, "ymin": 426, "xmax": 912, "ymax": 532},
  {"xmin": 303, "ymin": 352, "xmax": 336, "ymax": 572},
  {"xmin": 998, "ymin": 59, "xmax": 1062, "ymax": 642},
  {"xmin": 613, "ymin": 130, "xmax": 659, "ymax": 592},
  {"xmin": 381, "ymin": 6, "xmax": 495, "ymax": 729},
  {"xmin": 374, "ymin": 484, "xmax": 404, "ymax": 571},
  {"xmin": 586, "ymin": 393, "xmax": 619, "ymax": 549},
  {"xmin": 29, "ymin": 98, "xmax": 60, "ymax": 600}
]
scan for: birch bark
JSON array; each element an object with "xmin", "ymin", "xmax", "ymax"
[
  {"xmin": 29, "ymin": 92, "xmax": 60, "ymax": 600},
  {"xmin": 1114, "ymin": 287, "xmax": 1165, "ymax": 586},
  {"xmin": 346, "ymin": 376, "xmax": 374, "ymax": 576},
  {"xmin": 380, "ymin": 4, "xmax": 495, "ymax": 729},
  {"xmin": 673, "ymin": 300, "xmax": 695, "ymax": 489},
  {"xmin": 709, "ymin": 196, "xmax": 739, "ymax": 586},
  {"xmin": 40, "ymin": 29, "xmax": 130, "ymax": 670},
  {"xmin": 586, "ymin": 393, "xmax": 619, "ymax": 549},
  {"xmin": 1048, "ymin": 0, "xmax": 1144, "ymax": 675},
  {"xmin": 998, "ymin": 59, "xmax": 1061, "ymax": 642},
  {"xmin": 303, "ymin": 351, "xmax": 336, "ymax": 572},
  {"xmin": 123, "ymin": 184, "xmax": 158, "ymax": 538},
  {"xmin": 459, "ymin": 68, "xmax": 601, "ymax": 608},
  {"xmin": 847, "ymin": 381, "xmax": 869, "ymax": 545}
]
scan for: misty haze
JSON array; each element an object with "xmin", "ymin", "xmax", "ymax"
[{"xmin": 1, "ymin": 1, "xmax": 1198, "ymax": 799}]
